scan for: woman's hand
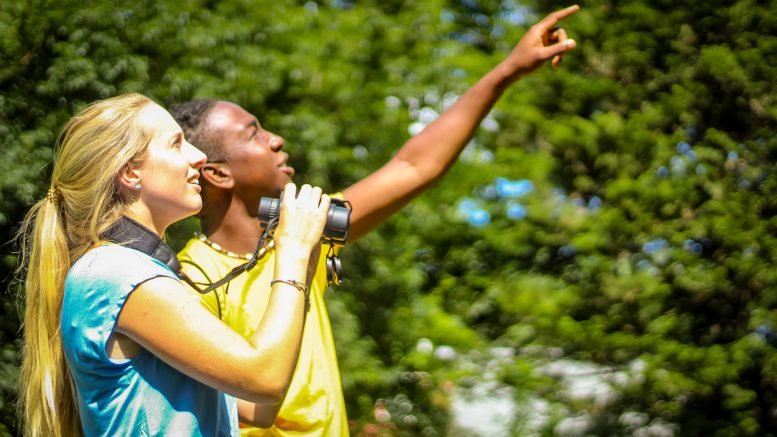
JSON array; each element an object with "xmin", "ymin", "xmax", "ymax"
[
  {"xmin": 501, "ymin": 5, "xmax": 580, "ymax": 81},
  {"xmin": 273, "ymin": 183, "xmax": 330, "ymax": 255}
]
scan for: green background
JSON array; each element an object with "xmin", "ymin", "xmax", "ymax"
[{"xmin": 2, "ymin": 0, "xmax": 777, "ymax": 435}]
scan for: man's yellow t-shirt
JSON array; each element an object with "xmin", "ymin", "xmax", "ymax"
[{"xmin": 178, "ymin": 236, "xmax": 349, "ymax": 436}]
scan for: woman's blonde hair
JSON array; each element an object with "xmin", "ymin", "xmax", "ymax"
[{"xmin": 17, "ymin": 93, "xmax": 155, "ymax": 437}]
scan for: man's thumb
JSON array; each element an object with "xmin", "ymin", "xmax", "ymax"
[{"xmin": 542, "ymin": 38, "xmax": 576, "ymax": 60}]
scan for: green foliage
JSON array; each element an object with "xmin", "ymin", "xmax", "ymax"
[{"xmin": 3, "ymin": 0, "xmax": 777, "ymax": 435}]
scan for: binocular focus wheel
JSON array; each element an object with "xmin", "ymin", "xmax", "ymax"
[{"xmin": 327, "ymin": 255, "xmax": 342, "ymax": 285}]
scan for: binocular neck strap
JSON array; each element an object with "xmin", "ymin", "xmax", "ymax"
[{"xmin": 102, "ymin": 216, "xmax": 182, "ymax": 275}]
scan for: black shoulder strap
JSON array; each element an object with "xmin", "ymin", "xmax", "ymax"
[{"xmin": 102, "ymin": 216, "xmax": 182, "ymax": 276}]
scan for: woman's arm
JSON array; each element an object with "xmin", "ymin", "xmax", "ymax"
[
  {"xmin": 236, "ymin": 399, "xmax": 282, "ymax": 428},
  {"xmin": 115, "ymin": 184, "xmax": 330, "ymax": 405}
]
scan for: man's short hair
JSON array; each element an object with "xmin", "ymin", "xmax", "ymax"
[{"xmin": 169, "ymin": 100, "xmax": 223, "ymax": 161}]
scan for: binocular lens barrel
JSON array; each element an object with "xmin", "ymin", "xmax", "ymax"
[{"xmin": 258, "ymin": 196, "xmax": 350, "ymax": 244}]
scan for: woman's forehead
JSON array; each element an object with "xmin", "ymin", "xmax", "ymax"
[{"xmin": 141, "ymin": 103, "xmax": 182, "ymax": 139}]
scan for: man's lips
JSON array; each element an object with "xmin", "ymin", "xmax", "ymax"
[{"xmin": 280, "ymin": 164, "xmax": 295, "ymax": 178}]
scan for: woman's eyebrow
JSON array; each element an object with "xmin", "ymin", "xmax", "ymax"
[{"xmin": 168, "ymin": 132, "xmax": 183, "ymax": 146}]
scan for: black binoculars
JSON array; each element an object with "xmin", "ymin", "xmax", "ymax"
[
  {"xmin": 258, "ymin": 195, "xmax": 351, "ymax": 284},
  {"xmin": 258, "ymin": 196, "xmax": 351, "ymax": 245}
]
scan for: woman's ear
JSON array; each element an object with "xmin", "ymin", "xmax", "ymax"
[
  {"xmin": 117, "ymin": 162, "xmax": 142, "ymax": 193},
  {"xmin": 201, "ymin": 163, "xmax": 234, "ymax": 190}
]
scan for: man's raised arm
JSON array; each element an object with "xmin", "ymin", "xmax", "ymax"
[{"xmin": 343, "ymin": 5, "xmax": 580, "ymax": 242}]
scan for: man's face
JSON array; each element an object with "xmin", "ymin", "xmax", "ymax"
[{"xmin": 207, "ymin": 101, "xmax": 294, "ymax": 206}]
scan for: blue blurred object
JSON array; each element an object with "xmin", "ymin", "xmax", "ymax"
[
  {"xmin": 588, "ymin": 196, "xmax": 603, "ymax": 210},
  {"xmin": 683, "ymin": 239, "xmax": 702, "ymax": 254},
  {"xmin": 670, "ymin": 155, "xmax": 687, "ymax": 176},
  {"xmin": 677, "ymin": 141, "xmax": 691, "ymax": 154},
  {"xmin": 481, "ymin": 184, "xmax": 498, "ymax": 200},
  {"xmin": 635, "ymin": 259, "xmax": 653, "ymax": 271},
  {"xmin": 642, "ymin": 238, "xmax": 668, "ymax": 254},
  {"xmin": 756, "ymin": 325, "xmax": 777, "ymax": 346},
  {"xmin": 657, "ymin": 166, "xmax": 669, "ymax": 177},
  {"xmin": 557, "ymin": 245, "xmax": 575, "ymax": 258},
  {"xmin": 506, "ymin": 203, "xmax": 526, "ymax": 220},
  {"xmin": 551, "ymin": 187, "xmax": 567, "ymax": 203},
  {"xmin": 727, "ymin": 151, "xmax": 739, "ymax": 161},
  {"xmin": 571, "ymin": 196, "xmax": 586, "ymax": 208},
  {"xmin": 695, "ymin": 164, "xmax": 707, "ymax": 175},
  {"xmin": 495, "ymin": 177, "xmax": 534, "ymax": 198},
  {"xmin": 467, "ymin": 209, "xmax": 491, "ymax": 227},
  {"xmin": 457, "ymin": 198, "xmax": 478, "ymax": 214}
]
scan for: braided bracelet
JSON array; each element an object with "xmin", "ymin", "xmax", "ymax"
[{"xmin": 271, "ymin": 279, "xmax": 310, "ymax": 312}]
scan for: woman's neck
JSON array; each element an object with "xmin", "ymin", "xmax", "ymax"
[{"xmin": 125, "ymin": 206, "xmax": 167, "ymax": 237}]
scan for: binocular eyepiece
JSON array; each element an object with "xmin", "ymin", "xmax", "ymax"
[
  {"xmin": 258, "ymin": 195, "xmax": 351, "ymax": 285},
  {"xmin": 257, "ymin": 196, "xmax": 351, "ymax": 245}
]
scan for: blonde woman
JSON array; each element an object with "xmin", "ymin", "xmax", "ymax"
[{"xmin": 17, "ymin": 93, "xmax": 330, "ymax": 437}]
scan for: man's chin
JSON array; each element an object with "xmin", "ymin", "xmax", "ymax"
[{"xmin": 274, "ymin": 183, "xmax": 287, "ymax": 198}]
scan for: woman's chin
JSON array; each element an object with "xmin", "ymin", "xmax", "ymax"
[{"xmin": 170, "ymin": 202, "xmax": 203, "ymax": 224}]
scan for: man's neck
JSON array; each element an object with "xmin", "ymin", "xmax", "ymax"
[{"xmin": 201, "ymin": 197, "xmax": 264, "ymax": 255}]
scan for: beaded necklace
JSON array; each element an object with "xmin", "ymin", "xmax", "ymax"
[{"xmin": 195, "ymin": 233, "xmax": 274, "ymax": 260}]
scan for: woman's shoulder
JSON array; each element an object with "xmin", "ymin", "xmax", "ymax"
[
  {"xmin": 62, "ymin": 244, "xmax": 179, "ymax": 334},
  {"xmin": 67, "ymin": 244, "xmax": 176, "ymax": 289},
  {"xmin": 78, "ymin": 243, "xmax": 145, "ymax": 261}
]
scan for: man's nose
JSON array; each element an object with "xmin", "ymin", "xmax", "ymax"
[{"xmin": 269, "ymin": 133, "xmax": 284, "ymax": 151}]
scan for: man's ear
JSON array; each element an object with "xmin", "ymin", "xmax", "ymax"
[{"xmin": 201, "ymin": 163, "xmax": 234, "ymax": 190}]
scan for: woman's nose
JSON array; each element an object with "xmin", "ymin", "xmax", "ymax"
[{"xmin": 186, "ymin": 142, "xmax": 208, "ymax": 168}]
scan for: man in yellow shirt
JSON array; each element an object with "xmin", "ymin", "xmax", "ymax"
[
  {"xmin": 178, "ymin": 235, "xmax": 344, "ymax": 434},
  {"xmin": 172, "ymin": 6, "xmax": 579, "ymax": 436}
]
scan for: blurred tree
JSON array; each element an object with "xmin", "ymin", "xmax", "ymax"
[{"xmin": 2, "ymin": 0, "xmax": 777, "ymax": 436}]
